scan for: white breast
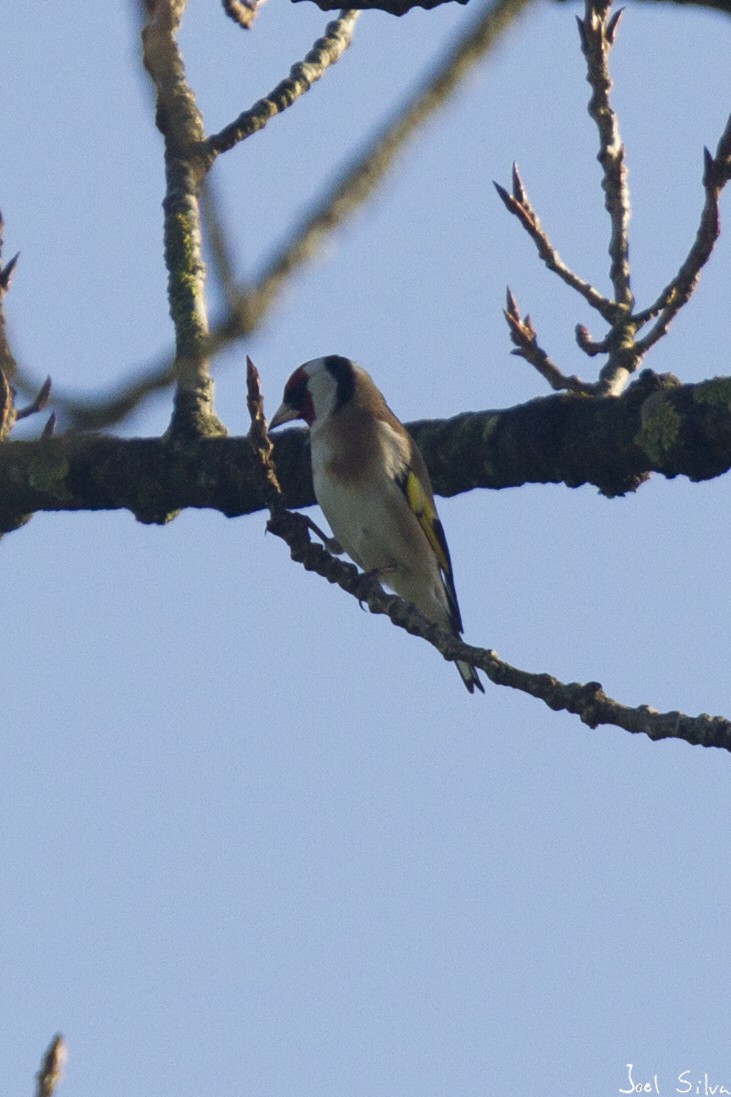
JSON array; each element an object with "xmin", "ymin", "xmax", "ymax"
[{"xmin": 309, "ymin": 420, "xmax": 452, "ymax": 630}]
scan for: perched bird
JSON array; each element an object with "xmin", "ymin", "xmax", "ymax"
[{"xmin": 269, "ymin": 356, "xmax": 484, "ymax": 694}]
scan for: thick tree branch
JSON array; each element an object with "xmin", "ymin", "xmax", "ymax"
[
  {"xmin": 239, "ymin": 364, "xmax": 731, "ymax": 750},
  {"xmin": 3, "ymin": 372, "xmax": 731, "ymax": 528},
  {"xmin": 142, "ymin": 0, "xmax": 226, "ymax": 438}
]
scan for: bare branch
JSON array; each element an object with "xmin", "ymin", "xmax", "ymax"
[
  {"xmin": 503, "ymin": 288, "xmax": 594, "ymax": 393},
  {"xmin": 208, "ymin": 12, "xmax": 361, "ymax": 157},
  {"xmin": 30, "ymin": 0, "xmax": 531, "ymax": 432},
  {"xmin": 633, "ymin": 114, "xmax": 731, "ymax": 352},
  {"xmin": 265, "ymin": 505, "xmax": 731, "ymax": 750},
  {"xmin": 494, "ymin": 167, "xmax": 615, "ymax": 320},
  {"xmin": 499, "ymin": 3, "xmax": 730, "ymax": 401},
  {"xmin": 579, "ymin": 0, "xmax": 633, "ymax": 312},
  {"xmin": 295, "ymin": 0, "xmax": 467, "ymax": 14},
  {"xmin": 9, "ymin": 366, "xmax": 729, "ymax": 520}
]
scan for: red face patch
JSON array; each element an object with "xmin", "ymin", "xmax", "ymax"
[{"xmin": 283, "ymin": 368, "xmax": 315, "ymax": 425}]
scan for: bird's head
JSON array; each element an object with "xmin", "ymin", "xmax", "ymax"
[{"xmin": 270, "ymin": 356, "xmax": 357, "ymax": 430}]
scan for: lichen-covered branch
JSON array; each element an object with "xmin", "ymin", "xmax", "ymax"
[
  {"xmin": 4, "ymin": 371, "xmax": 731, "ymax": 529},
  {"xmin": 207, "ymin": 12, "xmax": 360, "ymax": 157},
  {"xmin": 142, "ymin": 0, "xmax": 225, "ymax": 438}
]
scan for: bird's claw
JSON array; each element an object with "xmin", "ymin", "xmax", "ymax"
[{"xmin": 357, "ymin": 564, "xmax": 396, "ymax": 609}]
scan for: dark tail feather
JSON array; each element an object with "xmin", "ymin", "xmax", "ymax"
[{"xmin": 457, "ymin": 659, "xmax": 484, "ymax": 694}]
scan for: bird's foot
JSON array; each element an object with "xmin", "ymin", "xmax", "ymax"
[{"xmin": 357, "ymin": 564, "xmax": 397, "ymax": 609}]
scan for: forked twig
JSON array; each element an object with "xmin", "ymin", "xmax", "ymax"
[
  {"xmin": 633, "ymin": 115, "xmax": 731, "ymax": 353},
  {"xmin": 16, "ymin": 0, "xmax": 530, "ymax": 431},
  {"xmin": 498, "ymin": 0, "xmax": 730, "ymax": 400},
  {"xmin": 504, "ymin": 289, "xmax": 593, "ymax": 394},
  {"xmin": 494, "ymin": 165, "xmax": 615, "ymax": 321}
]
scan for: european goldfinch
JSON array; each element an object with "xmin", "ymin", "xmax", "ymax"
[{"xmin": 270, "ymin": 356, "xmax": 484, "ymax": 694}]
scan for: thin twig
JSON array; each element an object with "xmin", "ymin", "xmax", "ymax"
[
  {"xmin": 578, "ymin": 0, "xmax": 633, "ymax": 312},
  {"xmin": 264, "ymin": 503, "xmax": 731, "ymax": 750},
  {"xmin": 633, "ymin": 114, "xmax": 731, "ymax": 353},
  {"xmin": 208, "ymin": 12, "xmax": 361, "ymax": 157},
  {"xmin": 494, "ymin": 166, "xmax": 615, "ymax": 321},
  {"xmin": 503, "ymin": 288, "xmax": 594, "ymax": 393}
]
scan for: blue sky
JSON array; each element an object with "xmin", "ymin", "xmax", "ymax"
[{"xmin": 2, "ymin": 2, "xmax": 731, "ymax": 1096}]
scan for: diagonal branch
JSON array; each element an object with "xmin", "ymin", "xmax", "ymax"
[
  {"xmin": 207, "ymin": 12, "xmax": 361, "ymax": 157},
  {"xmin": 237, "ymin": 361, "xmax": 731, "ymax": 750},
  {"xmin": 494, "ymin": 165, "xmax": 616, "ymax": 321},
  {"xmin": 264, "ymin": 469, "xmax": 731, "ymax": 751},
  {"xmin": 633, "ymin": 114, "xmax": 731, "ymax": 352}
]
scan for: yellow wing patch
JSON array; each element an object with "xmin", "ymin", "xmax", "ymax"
[
  {"xmin": 399, "ymin": 467, "xmax": 464, "ymax": 635},
  {"xmin": 403, "ymin": 469, "xmax": 450, "ymax": 572}
]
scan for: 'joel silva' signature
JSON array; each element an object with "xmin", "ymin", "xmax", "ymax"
[{"xmin": 620, "ymin": 1064, "xmax": 731, "ymax": 1095}]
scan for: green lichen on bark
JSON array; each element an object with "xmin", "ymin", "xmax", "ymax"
[
  {"xmin": 692, "ymin": 376, "xmax": 731, "ymax": 406},
  {"xmin": 27, "ymin": 451, "xmax": 71, "ymax": 499},
  {"xmin": 165, "ymin": 204, "xmax": 208, "ymax": 355},
  {"xmin": 635, "ymin": 392, "xmax": 682, "ymax": 465}
]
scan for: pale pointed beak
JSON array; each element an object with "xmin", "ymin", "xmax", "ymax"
[{"xmin": 269, "ymin": 402, "xmax": 300, "ymax": 430}]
